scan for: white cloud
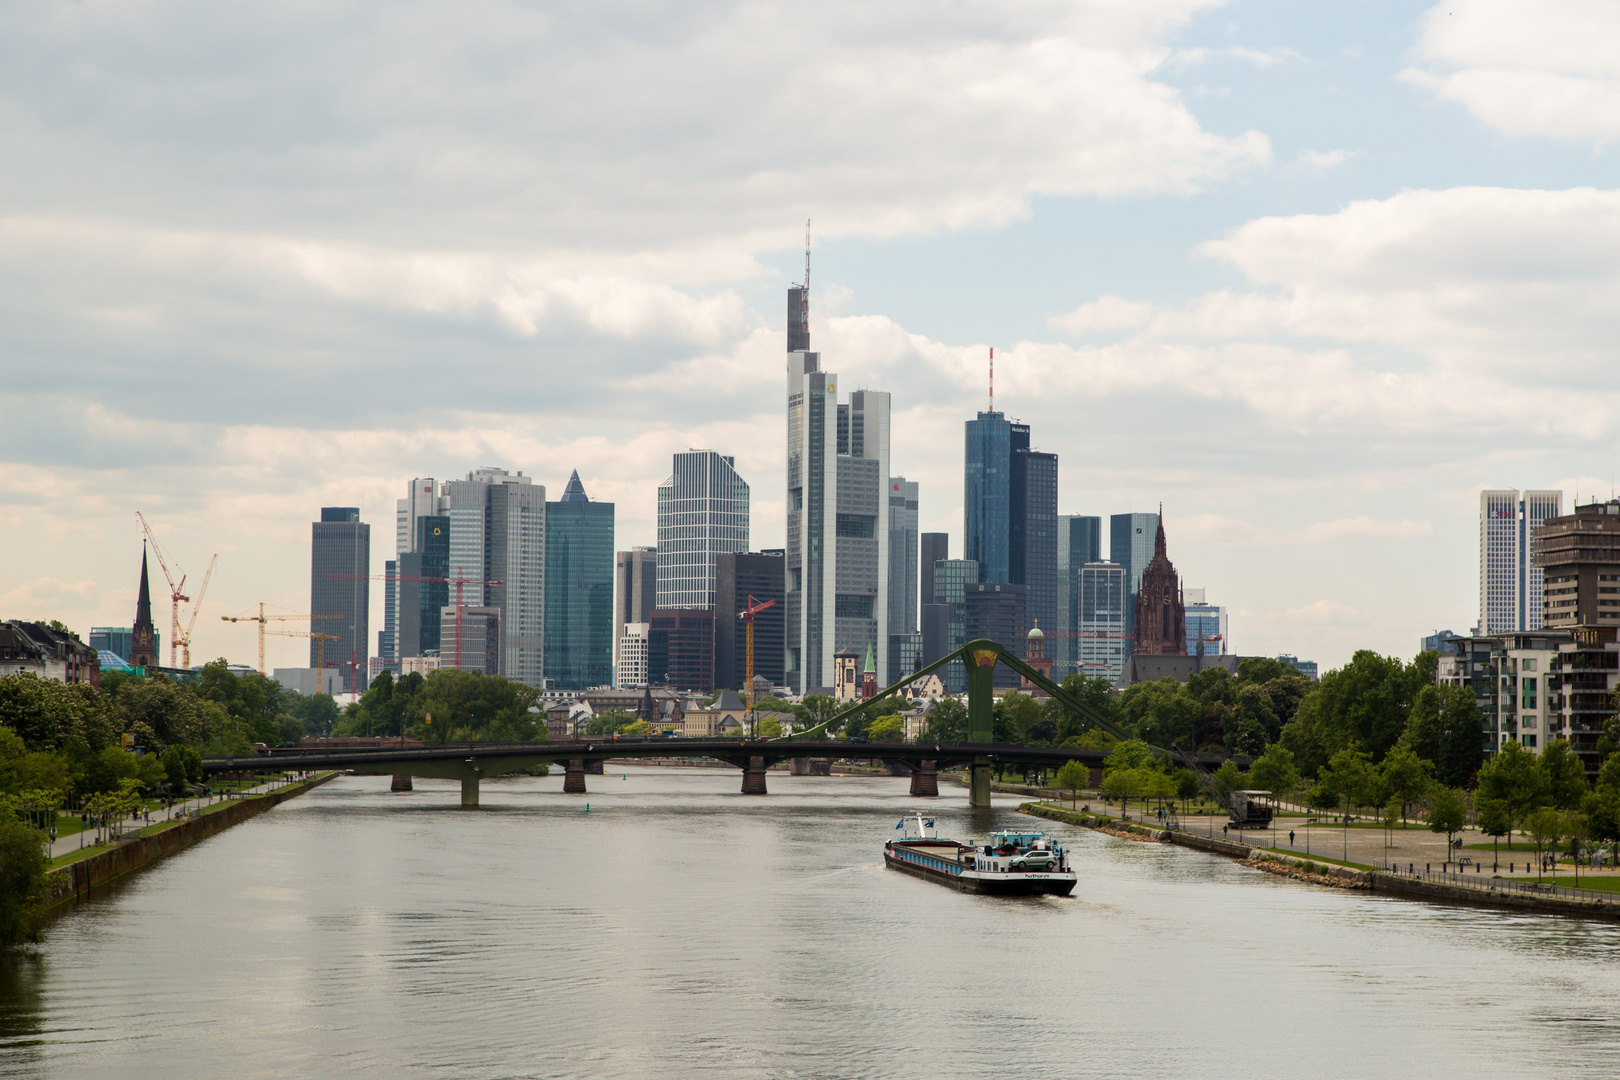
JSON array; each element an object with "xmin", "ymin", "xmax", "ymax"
[
  {"xmin": 1288, "ymin": 148, "xmax": 1357, "ymax": 174},
  {"xmin": 1403, "ymin": 1, "xmax": 1620, "ymax": 142}
]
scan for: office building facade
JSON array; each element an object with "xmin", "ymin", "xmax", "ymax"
[
  {"xmin": 618, "ymin": 623, "xmax": 650, "ymax": 689},
  {"xmin": 648, "ymin": 609, "xmax": 716, "ymax": 692},
  {"xmin": 1532, "ymin": 498, "xmax": 1620, "ymax": 630},
  {"xmin": 785, "ymin": 288, "xmax": 890, "ymax": 693},
  {"xmin": 398, "ymin": 516, "xmax": 450, "ymax": 661},
  {"xmin": 887, "ymin": 477, "xmax": 919, "ymax": 679},
  {"xmin": 441, "ymin": 468, "xmax": 548, "ymax": 687},
  {"xmin": 964, "ymin": 413, "xmax": 1057, "ymax": 640},
  {"xmin": 964, "ymin": 582, "xmax": 1026, "ymax": 689},
  {"xmin": 1183, "ymin": 587, "xmax": 1228, "ymax": 657},
  {"xmin": 1055, "ymin": 515, "xmax": 1103, "ymax": 678},
  {"xmin": 928, "ymin": 557, "xmax": 980, "ymax": 692},
  {"xmin": 714, "ymin": 550, "xmax": 786, "ymax": 693},
  {"xmin": 615, "ymin": 546, "xmax": 656, "ymax": 686},
  {"xmin": 310, "ymin": 507, "xmax": 370, "ymax": 691},
  {"xmin": 440, "ymin": 605, "xmax": 501, "ymax": 676},
  {"xmin": 1480, "ymin": 488, "xmax": 1562, "ymax": 634},
  {"xmin": 657, "ymin": 450, "xmax": 749, "ymax": 612},
  {"xmin": 545, "ymin": 471, "xmax": 615, "ymax": 690},
  {"xmin": 1078, "ymin": 562, "xmax": 1127, "ymax": 684}
]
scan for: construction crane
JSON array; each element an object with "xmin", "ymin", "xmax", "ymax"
[
  {"xmin": 175, "ymin": 555, "xmax": 218, "ymax": 670},
  {"xmin": 264, "ymin": 629, "xmax": 341, "ymax": 696},
  {"xmin": 135, "ymin": 512, "xmax": 188, "ymax": 668},
  {"xmin": 220, "ymin": 605, "xmax": 337, "ymax": 675},
  {"xmin": 737, "ymin": 595, "xmax": 777, "ymax": 723},
  {"xmin": 329, "ymin": 571, "xmax": 502, "ymax": 671}
]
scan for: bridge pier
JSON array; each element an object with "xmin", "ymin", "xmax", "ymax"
[
  {"xmin": 909, "ymin": 760, "xmax": 938, "ymax": 797},
  {"xmin": 741, "ymin": 756, "xmax": 768, "ymax": 795},
  {"xmin": 969, "ymin": 762, "xmax": 992, "ymax": 808},
  {"xmin": 390, "ymin": 774, "xmax": 413, "ymax": 792},
  {"xmin": 461, "ymin": 774, "xmax": 479, "ymax": 808},
  {"xmin": 564, "ymin": 760, "xmax": 587, "ymax": 794}
]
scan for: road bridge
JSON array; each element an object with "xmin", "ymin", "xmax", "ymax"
[{"xmin": 202, "ymin": 639, "xmax": 1224, "ymax": 806}]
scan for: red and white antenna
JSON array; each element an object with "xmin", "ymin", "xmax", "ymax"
[
  {"xmin": 989, "ymin": 346, "xmax": 994, "ymax": 413},
  {"xmin": 801, "ymin": 218, "xmax": 811, "ymax": 343}
]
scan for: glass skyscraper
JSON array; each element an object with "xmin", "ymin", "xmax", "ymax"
[
  {"xmin": 309, "ymin": 507, "xmax": 369, "ymax": 691},
  {"xmin": 545, "ymin": 471, "xmax": 615, "ymax": 691},
  {"xmin": 657, "ymin": 450, "xmax": 749, "ymax": 612},
  {"xmin": 887, "ymin": 476, "xmax": 919, "ymax": 678},
  {"xmin": 931, "ymin": 557, "xmax": 979, "ymax": 692},
  {"xmin": 1183, "ymin": 588, "xmax": 1228, "ymax": 656},
  {"xmin": 964, "ymin": 412, "xmax": 1057, "ymax": 643},
  {"xmin": 1079, "ymin": 561, "xmax": 1127, "ymax": 684},
  {"xmin": 441, "ymin": 468, "xmax": 547, "ymax": 686},
  {"xmin": 1109, "ymin": 512, "xmax": 1159, "ymax": 661},
  {"xmin": 1055, "ymin": 515, "xmax": 1102, "ymax": 678}
]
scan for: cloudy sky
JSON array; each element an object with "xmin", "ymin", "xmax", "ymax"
[{"xmin": 3, "ymin": 0, "xmax": 1618, "ymax": 674}]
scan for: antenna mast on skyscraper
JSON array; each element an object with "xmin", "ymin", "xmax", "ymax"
[
  {"xmin": 989, "ymin": 347, "xmax": 994, "ymax": 412},
  {"xmin": 801, "ymin": 218, "xmax": 811, "ymax": 344}
]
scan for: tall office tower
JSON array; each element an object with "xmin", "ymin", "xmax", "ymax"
[
  {"xmin": 1079, "ymin": 562, "xmax": 1128, "ymax": 684},
  {"xmin": 618, "ymin": 623, "xmax": 650, "ymax": 689},
  {"xmin": 545, "ymin": 471, "xmax": 615, "ymax": 690},
  {"xmin": 130, "ymin": 548, "xmax": 158, "ymax": 669},
  {"xmin": 614, "ymin": 546, "xmax": 656, "ymax": 686},
  {"xmin": 1182, "ymin": 587, "xmax": 1229, "ymax": 656},
  {"xmin": 393, "ymin": 477, "xmax": 449, "ymax": 664},
  {"xmin": 929, "ymin": 558, "xmax": 980, "ymax": 692},
  {"xmin": 785, "ymin": 285, "xmax": 890, "ymax": 693},
  {"xmin": 1055, "ymin": 515, "xmax": 1103, "ymax": 678},
  {"xmin": 1132, "ymin": 514, "xmax": 1185, "ymax": 656},
  {"xmin": 379, "ymin": 559, "xmax": 397, "ymax": 669},
  {"xmin": 440, "ymin": 606, "xmax": 500, "ymax": 675},
  {"xmin": 1531, "ymin": 498, "xmax": 1620, "ymax": 629},
  {"xmin": 964, "ymin": 412, "xmax": 1057, "ymax": 638},
  {"xmin": 714, "ymin": 549, "xmax": 786, "ymax": 692},
  {"xmin": 310, "ymin": 508, "xmax": 370, "ymax": 691},
  {"xmin": 1480, "ymin": 489, "xmax": 1563, "ymax": 634},
  {"xmin": 398, "ymin": 516, "xmax": 449, "ymax": 661},
  {"xmin": 1109, "ymin": 511, "xmax": 1159, "ymax": 660},
  {"xmin": 887, "ymin": 477, "xmax": 920, "ymax": 677},
  {"xmin": 656, "ymin": 450, "xmax": 750, "ymax": 612},
  {"xmin": 919, "ymin": 533, "xmax": 948, "ymax": 621},
  {"xmin": 442, "ymin": 468, "xmax": 547, "ymax": 686},
  {"xmin": 648, "ymin": 609, "xmax": 716, "ymax": 692},
  {"xmin": 964, "ymin": 582, "xmax": 1027, "ymax": 688}
]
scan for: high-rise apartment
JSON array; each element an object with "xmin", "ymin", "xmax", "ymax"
[
  {"xmin": 1480, "ymin": 489, "xmax": 1563, "ymax": 634},
  {"xmin": 1533, "ymin": 499, "xmax": 1620, "ymax": 629},
  {"xmin": 785, "ymin": 287, "xmax": 890, "ymax": 693},
  {"xmin": 442, "ymin": 468, "xmax": 547, "ymax": 686},
  {"xmin": 310, "ymin": 507, "xmax": 369, "ymax": 690},
  {"xmin": 1079, "ymin": 562, "xmax": 1127, "ymax": 684},
  {"xmin": 1055, "ymin": 515, "xmax": 1102, "ymax": 678},
  {"xmin": 545, "ymin": 471, "xmax": 614, "ymax": 691},
  {"xmin": 887, "ymin": 477, "xmax": 920, "ymax": 679},
  {"xmin": 657, "ymin": 450, "xmax": 749, "ymax": 612},
  {"xmin": 615, "ymin": 546, "xmax": 656, "ymax": 686},
  {"xmin": 1109, "ymin": 511, "xmax": 1159, "ymax": 660},
  {"xmin": 964, "ymin": 413, "xmax": 1057, "ymax": 640},
  {"xmin": 714, "ymin": 549, "xmax": 786, "ymax": 692}
]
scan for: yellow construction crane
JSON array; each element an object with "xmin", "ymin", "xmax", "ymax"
[
  {"xmin": 220, "ymin": 605, "xmax": 336, "ymax": 675},
  {"xmin": 175, "ymin": 554, "xmax": 218, "ymax": 670},
  {"xmin": 136, "ymin": 511, "xmax": 188, "ymax": 668},
  {"xmin": 263, "ymin": 629, "xmax": 341, "ymax": 695}
]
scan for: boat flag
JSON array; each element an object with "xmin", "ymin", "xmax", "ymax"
[{"xmin": 895, "ymin": 819, "xmax": 904, "ymax": 829}]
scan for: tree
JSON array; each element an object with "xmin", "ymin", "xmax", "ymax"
[
  {"xmin": 1401, "ymin": 684, "xmax": 1484, "ymax": 788},
  {"xmin": 1565, "ymin": 809, "xmax": 1591, "ymax": 886},
  {"xmin": 1525, "ymin": 807, "xmax": 1564, "ymax": 882},
  {"xmin": 1211, "ymin": 760, "xmax": 1245, "ymax": 797},
  {"xmin": 0, "ymin": 673, "xmax": 118, "ymax": 753},
  {"xmin": 1118, "ymin": 678, "xmax": 1200, "ymax": 750},
  {"xmin": 1103, "ymin": 740, "xmax": 1157, "ymax": 775},
  {"xmin": 801, "ymin": 695, "xmax": 843, "ymax": 734},
  {"xmin": 1378, "ymin": 744, "xmax": 1434, "ymax": 823},
  {"xmin": 1540, "ymin": 739, "xmax": 1589, "ymax": 811},
  {"xmin": 925, "ymin": 698, "xmax": 967, "ymax": 742},
  {"xmin": 1475, "ymin": 739, "xmax": 1551, "ymax": 833},
  {"xmin": 867, "ymin": 715, "xmax": 905, "ymax": 742},
  {"xmin": 1475, "ymin": 797, "xmax": 1512, "ymax": 868},
  {"xmin": 1279, "ymin": 650, "xmax": 1428, "ymax": 775},
  {"xmin": 585, "ymin": 709, "xmax": 636, "ymax": 736},
  {"xmin": 1173, "ymin": 768, "xmax": 1201, "ymax": 804},
  {"xmin": 1055, "ymin": 760, "xmax": 1089, "ymax": 808},
  {"xmin": 1311, "ymin": 749, "xmax": 1376, "ymax": 819},
  {"xmin": 1426, "ymin": 787, "xmax": 1468, "ymax": 862},
  {"xmin": 1050, "ymin": 673, "xmax": 1125, "ymax": 743},
  {"xmin": 754, "ymin": 718, "xmax": 784, "ymax": 739},
  {"xmin": 0, "ymin": 817, "xmax": 49, "ymax": 946},
  {"xmin": 1247, "ymin": 745, "xmax": 1300, "ymax": 799}
]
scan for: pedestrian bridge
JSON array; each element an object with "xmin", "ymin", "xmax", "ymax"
[{"xmin": 201, "ymin": 639, "xmax": 1229, "ymax": 807}]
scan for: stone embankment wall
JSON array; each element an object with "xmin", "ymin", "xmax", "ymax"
[{"xmin": 46, "ymin": 773, "xmax": 336, "ymax": 912}]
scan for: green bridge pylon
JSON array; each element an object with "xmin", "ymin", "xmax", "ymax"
[{"xmin": 778, "ymin": 638, "xmax": 1139, "ymax": 808}]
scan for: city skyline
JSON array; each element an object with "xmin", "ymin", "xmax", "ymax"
[{"xmin": 7, "ymin": 3, "xmax": 1620, "ymax": 674}]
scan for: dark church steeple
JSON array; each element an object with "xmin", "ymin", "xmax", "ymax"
[
  {"xmin": 130, "ymin": 546, "xmax": 158, "ymax": 669},
  {"xmin": 1133, "ymin": 506, "xmax": 1185, "ymax": 657}
]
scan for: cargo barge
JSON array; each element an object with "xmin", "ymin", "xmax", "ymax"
[{"xmin": 884, "ymin": 815, "xmax": 1076, "ymax": 896}]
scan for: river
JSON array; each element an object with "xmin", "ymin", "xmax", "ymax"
[{"xmin": 3, "ymin": 766, "xmax": 1620, "ymax": 1079}]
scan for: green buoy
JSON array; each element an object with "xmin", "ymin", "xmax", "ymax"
[{"xmin": 584, "ymin": 803, "xmax": 591, "ymax": 812}]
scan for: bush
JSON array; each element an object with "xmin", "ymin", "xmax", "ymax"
[{"xmin": 0, "ymin": 819, "xmax": 48, "ymax": 947}]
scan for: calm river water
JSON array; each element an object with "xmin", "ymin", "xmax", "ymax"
[{"xmin": 4, "ymin": 766, "xmax": 1620, "ymax": 1079}]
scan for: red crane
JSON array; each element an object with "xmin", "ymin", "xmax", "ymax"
[
  {"xmin": 737, "ymin": 594, "xmax": 777, "ymax": 718},
  {"xmin": 330, "ymin": 571, "xmax": 503, "ymax": 672}
]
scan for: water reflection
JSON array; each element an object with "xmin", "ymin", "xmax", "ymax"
[{"xmin": 3, "ymin": 768, "xmax": 1620, "ymax": 1079}]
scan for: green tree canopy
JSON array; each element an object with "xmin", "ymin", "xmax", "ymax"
[
  {"xmin": 1426, "ymin": 787, "xmax": 1469, "ymax": 852},
  {"xmin": 1475, "ymin": 739, "xmax": 1551, "ymax": 830},
  {"xmin": 1279, "ymin": 650, "xmax": 1430, "ymax": 776},
  {"xmin": 1118, "ymin": 678, "xmax": 1199, "ymax": 749},
  {"xmin": 1540, "ymin": 739, "xmax": 1589, "ymax": 810},
  {"xmin": 925, "ymin": 698, "xmax": 967, "ymax": 742},
  {"xmin": 1378, "ymin": 744, "xmax": 1435, "ymax": 819},
  {"xmin": 1401, "ymin": 683, "xmax": 1484, "ymax": 788},
  {"xmin": 1247, "ymin": 744, "xmax": 1300, "ymax": 797}
]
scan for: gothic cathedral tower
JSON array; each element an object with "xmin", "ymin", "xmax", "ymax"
[{"xmin": 1132, "ymin": 509, "xmax": 1185, "ymax": 656}]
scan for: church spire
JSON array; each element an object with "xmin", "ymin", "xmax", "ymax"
[
  {"xmin": 135, "ymin": 545, "xmax": 153, "ymax": 629},
  {"xmin": 1154, "ymin": 503, "xmax": 1168, "ymax": 559},
  {"xmin": 131, "ymin": 545, "xmax": 158, "ymax": 668}
]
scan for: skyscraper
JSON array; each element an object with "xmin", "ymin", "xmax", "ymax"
[
  {"xmin": 964, "ymin": 582, "xmax": 1026, "ymax": 689},
  {"xmin": 310, "ymin": 507, "xmax": 369, "ymax": 690},
  {"xmin": 1079, "ymin": 562, "xmax": 1127, "ymax": 683},
  {"xmin": 964, "ymin": 412, "xmax": 1057, "ymax": 639},
  {"xmin": 615, "ymin": 546, "xmax": 656, "ymax": 686},
  {"xmin": 442, "ymin": 468, "xmax": 547, "ymax": 686},
  {"xmin": 1183, "ymin": 587, "xmax": 1228, "ymax": 657},
  {"xmin": 714, "ymin": 550, "xmax": 786, "ymax": 692},
  {"xmin": 656, "ymin": 450, "xmax": 749, "ymax": 611},
  {"xmin": 887, "ymin": 477, "xmax": 920, "ymax": 678},
  {"xmin": 398, "ymin": 515, "xmax": 449, "ymax": 661},
  {"xmin": 785, "ymin": 285, "xmax": 890, "ymax": 693},
  {"xmin": 1109, "ymin": 511, "xmax": 1159, "ymax": 660},
  {"xmin": 919, "ymin": 533, "xmax": 948, "ymax": 622},
  {"xmin": 1055, "ymin": 515, "xmax": 1102, "ymax": 678},
  {"xmin": 392, "ymin": 477, "xmax": 448, "ymax": 666},
  {"xmin": 545, "ymin": 471, "xmax": 615, "ymax": 691},
  {"xmin": 929, "ymin": 557, "xmax": 979, "ymax": 692},
  {"xmin": 1480, "ymin": 489, "xmax": 1562, "ymax": 634}
]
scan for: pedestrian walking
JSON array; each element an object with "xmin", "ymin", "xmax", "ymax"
[{"xmin": 1289, "ymin": 830, "xmax": 1296, "ymax": 846}]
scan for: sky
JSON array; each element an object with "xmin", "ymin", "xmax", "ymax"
[{"xmin": 3, "ymin": 0, "xmax": 1620, "ymax": 675}]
